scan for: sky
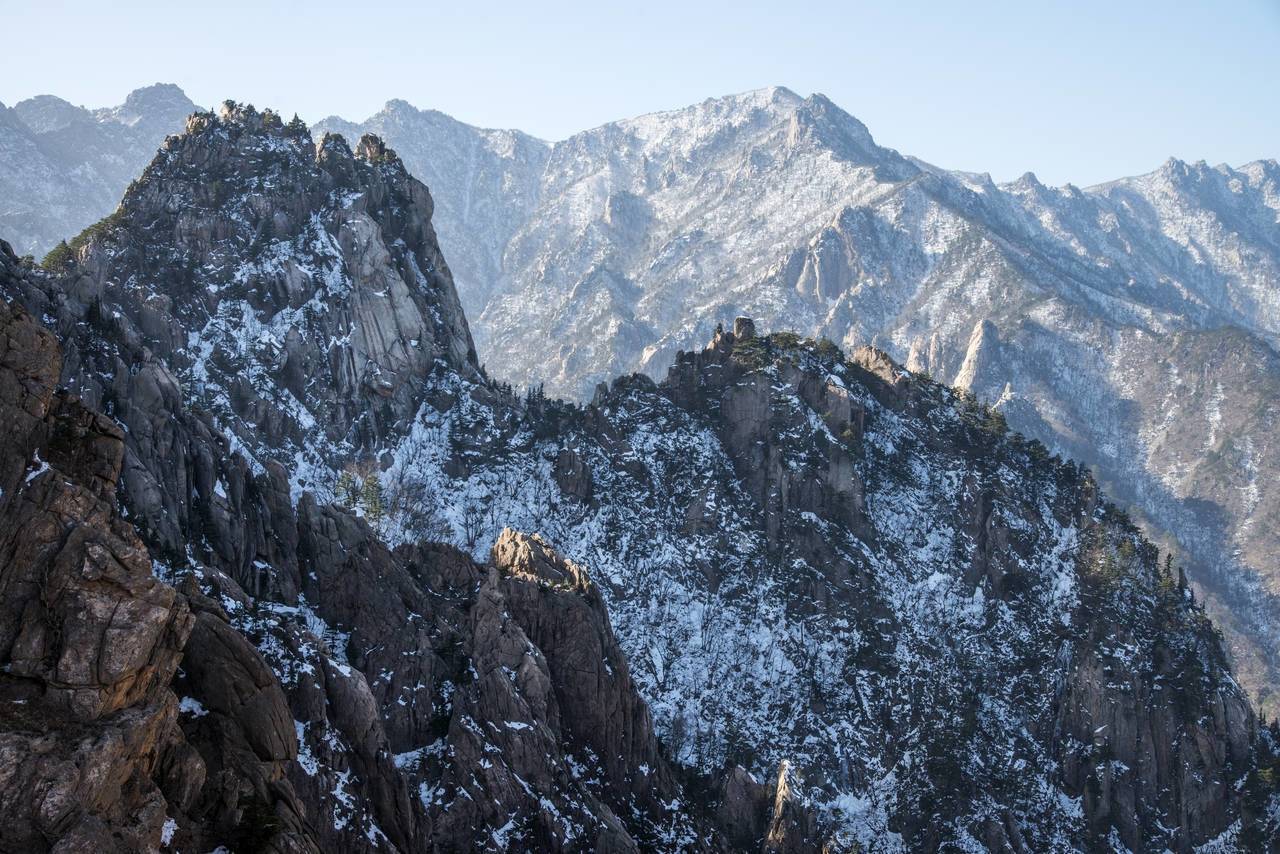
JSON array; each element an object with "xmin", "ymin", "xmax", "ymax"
[{"xmin": 2, "ymin": 0, "xmax": 1276, "ymax": 186}]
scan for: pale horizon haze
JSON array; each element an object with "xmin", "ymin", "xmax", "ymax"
[{"xmin": 2, "ymin": 0, "xmax": 1277, "ymax": 186}]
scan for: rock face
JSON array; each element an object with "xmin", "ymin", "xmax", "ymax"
[
  {"xmin": 12, "ymin": 85, "xmax": 1280, "ymax": 725},
  {"xmin": 0, "ymin": 249, "xmax": 195, "ymax": 852},
  {"xmin": 7, "ymin": 101, "xmax": 480, "ymax": 601},
  {"xmin": 0, "ymin": 84, "xmax": 198, "ymax": 258},
  {"xmin": 321, "ymin": 89, "xmax": 1280, "ymax": 723},
  {"xmin": 2, "ymin": 101, "xmax": 1278, "ymax": 851},
  {"xmin": 49, "ymin": 101, "xmax": 477, "ymax": 448},
  {"xmin": 313, "ymin": 101, "xmax": 549, "ymax": 319},
  {"xmin": 0, "ymin": 241, "xmax": 748, "ymax": 851},
  {"xmin": 377, "ymin": 322, "xmax": 1277, "ymax": 850}
]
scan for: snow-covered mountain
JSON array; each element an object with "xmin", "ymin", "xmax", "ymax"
[
  {"xmin": 0, "ymin": 83, "xmax": 197, "ymax": 258},
  {"xmin": 2, "ymin": 101, "xmax": 1277, "ymax": 851},
  {"xmin": 316, "ymin": 88, "xmax": 1280, "ymax": 719}
]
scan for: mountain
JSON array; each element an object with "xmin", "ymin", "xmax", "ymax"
[
  {"xmin": 313, "ymin": 100, "xmax": 548, "ymax": 319},
  {"xmin": 0, "ymin": 83, "xmax": 197, "ymax": 258},
  {"xmin": 2, "ymin": 101, "xmax": 1278, "ymax": 851},
  {"xmin": 316, "ymin": 89, "xmax": 1280, "ymax": 721},
  {"xmin": 0, "ymin": 104, "xmax": 734, "ymax": 852}
]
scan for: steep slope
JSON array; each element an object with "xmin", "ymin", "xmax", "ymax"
[
  {"xmin": 6, "ymin": 100, "xmax": 1280, "ymax": 850},
  {"xmin": 384, "ymin": 319, "xmax": 1277, "ymax": 851},
  {"xmin": 0, "ymin": 255, "xmax": 198, "ymax": 853},
  {"xmin": 314, "ymin": 101, "xmax": 549, "ymax": 318},
  {"xmin": 0, "ymin": 84, "xmax": 197, "ymax": 258},
  {"xmin": 0, "ymin": 105, "xmax": 775, "ymax": 852},
  {"xmin": 323, "ymin": 89, "xmax": 1280, "ymax": 720},
  {"xmin": 0, "ymin": 228, "xmax": 734, "ymax": 853},
  {"xmin": 4, "ymin": 103, "xmax": 1279, "ymax": 850}
]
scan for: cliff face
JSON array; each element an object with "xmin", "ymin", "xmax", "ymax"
[
  {"xmin": 0, "ymin": 241, "xmax": 752, "ymax": 852},
  {"xmin": 41, "ymin": 101, "xmax": 476, "ymax": 450},
  {"xmin": 0, "ymin": 103, "xmax": 1276, "ymax": 851},
  {"xmin": 0, "ymin": 253, "xmax": 189, "ymax": 851},
  {"xmin": 320, "ymin": 91, "xmax": 1280, "ymax": 725},
  {"xmin": 8, "ymin": 102, "xmax": 480, "ymax": 603}
]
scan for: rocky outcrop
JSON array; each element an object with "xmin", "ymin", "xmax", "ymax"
[
  {"xmin": 1052, "ymin": 519, "xmax": 1257, "ymax": 851},
  {"xmin": 46, "ymin": 101, "xmax": 477, "ymax": 450},
  {"xmin": 488, "ymin": 531, "xmax": 692, "ymax": 838},
  {"xmin": 0, "ymin": 251, "xmax": 194, "ymax": 852},
  {"xmin": 3, "ymin": 101, "xmax": 485, "ymax": 609},
  {"xmin": 4, "ymin": 91, "xmax": 1277, "ymax": 852},
  {"xmin": 320, "ymin": 89, "xmax": 1280, "ymax": 730},
  {"xmin": 279, "ymin": 506, "xmax": 727, "ymax": 851},
  {"xmin": 762, "ymin": 763, "xmax": 820, "ymax": 854}
]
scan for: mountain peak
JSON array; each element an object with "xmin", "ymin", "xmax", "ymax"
[
  {"xmin": 757, "ymin": 84, "xmax": 804, "ymax": 105},
  {"xmin": 94, "ymin": 83, "xmax": 197, "ymax": 130},
  {"xmin": 11, "ymin": 94, "xmax": 87, "ymax": 134},
  {"xmin": 121, "ymin": 82, "xmax": 191, "ymax": 111},
  {"xmin": 381, "ymin": 97, "xmax": 418, "ymax": 115},
  {"xmin": 59, "ymin": 98, "xmax": 478, "ymax": 456}
]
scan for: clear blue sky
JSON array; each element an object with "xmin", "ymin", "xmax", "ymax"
[{"xmin": 3, "ymin": 0, "xmax": 1276, "ymax": 186}]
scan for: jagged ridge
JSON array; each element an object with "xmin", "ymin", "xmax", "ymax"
[{"xmin": 1, "ymin": 100, "xmax": 1278, "ymax": 852}]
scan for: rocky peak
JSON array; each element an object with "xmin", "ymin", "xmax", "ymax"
[
  {"xmin": 354, "ymin": 131, "xmax": 401, "ymax": 167},
  {"xmin": 11, "ymin": 94, "xmax": 87, "ymax": 134},
  {"xmin": 491, "ymin": 528, "xmax": 591, "ymax": 590},
  {"xmin": 117, "ymin": 82, "xmax": 196, "ymax": 120},
  {"xmin": 77, "ymin": 83, "xmax": 200, "ymax": 139},
  {"xmin": 40, "ymin": 100, "xmax": 477, "ymax": 468},
  {"xmin": 0, "ymin": 84, "xmax": 197, "ymax": 259},
  {"xmin": 787, "ymin": 91, "xmax": 890, "ymax": 168}
]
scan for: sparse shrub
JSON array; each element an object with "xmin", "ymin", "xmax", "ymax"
[
  {"xmin": 771, "ymin": 331, "xmax": 801, "ymax": 349},
  {"xmin": 285, "ymin": 114, "xmax": 309, "ymax": 138},
  {"xmin": 733, "ymin": 336, "xmax": 771, "ymax": 370},
  {"xmin": 981, "ymin": 407, "xmax": 1008, "ymax": 436},
  {"xmin": 40, "ymin": 241, "xmax": 74, "ymax": 272},
  {"xmin": 336, "ymin": 458, "xmax": 382, "ymax": 523},
  {"xmin": 361, "ymin": 473, "xmax": 385, "ymax": 526},
  {"xmin": 41, "ymin": 209, "xmax": 127, "ymax": 271},
  {"xmin": 813, "ymin": 336, "xmax": 843, "ymax": 362}
]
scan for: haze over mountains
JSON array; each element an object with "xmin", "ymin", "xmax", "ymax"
[
  {"xmin": 5, "ymin": 84, "xmax": 1280, "ymax": 724},
  {"xmin": 0, "ymin": 83, "xmax": 199, "ymax": 257},
  {"xmin": 1, "ymin": 99, "xmax": 1276, "ymax": 851},
  {"xmin": 325, "ymin": 87, "xmax": 1280, "ymax": 722}
]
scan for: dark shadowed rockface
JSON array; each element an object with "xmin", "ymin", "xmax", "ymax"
[{"xmin": 0, "ymin": 240, "xmax": 814, "ymax": 851}]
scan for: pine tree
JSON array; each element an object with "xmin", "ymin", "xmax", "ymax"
[
  {"xmin": 361, "ymin": 474, "xmax": 384, "ymax": 525},
  {"xmin": 336, "ymin": 470, "xmax": 359, "ymax": 507}
]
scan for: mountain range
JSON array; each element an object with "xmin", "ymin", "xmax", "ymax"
[
  {"xmin": 0, "ymin": 83, "xmax": 199, "ymax": 258},
  {"xmin": 0, "ymin": 86, "xmax": 1278, "ymax": 850},
  {"xmin": 317, "ymin": 88, "xmax": 1280, "ymax": 722}
]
